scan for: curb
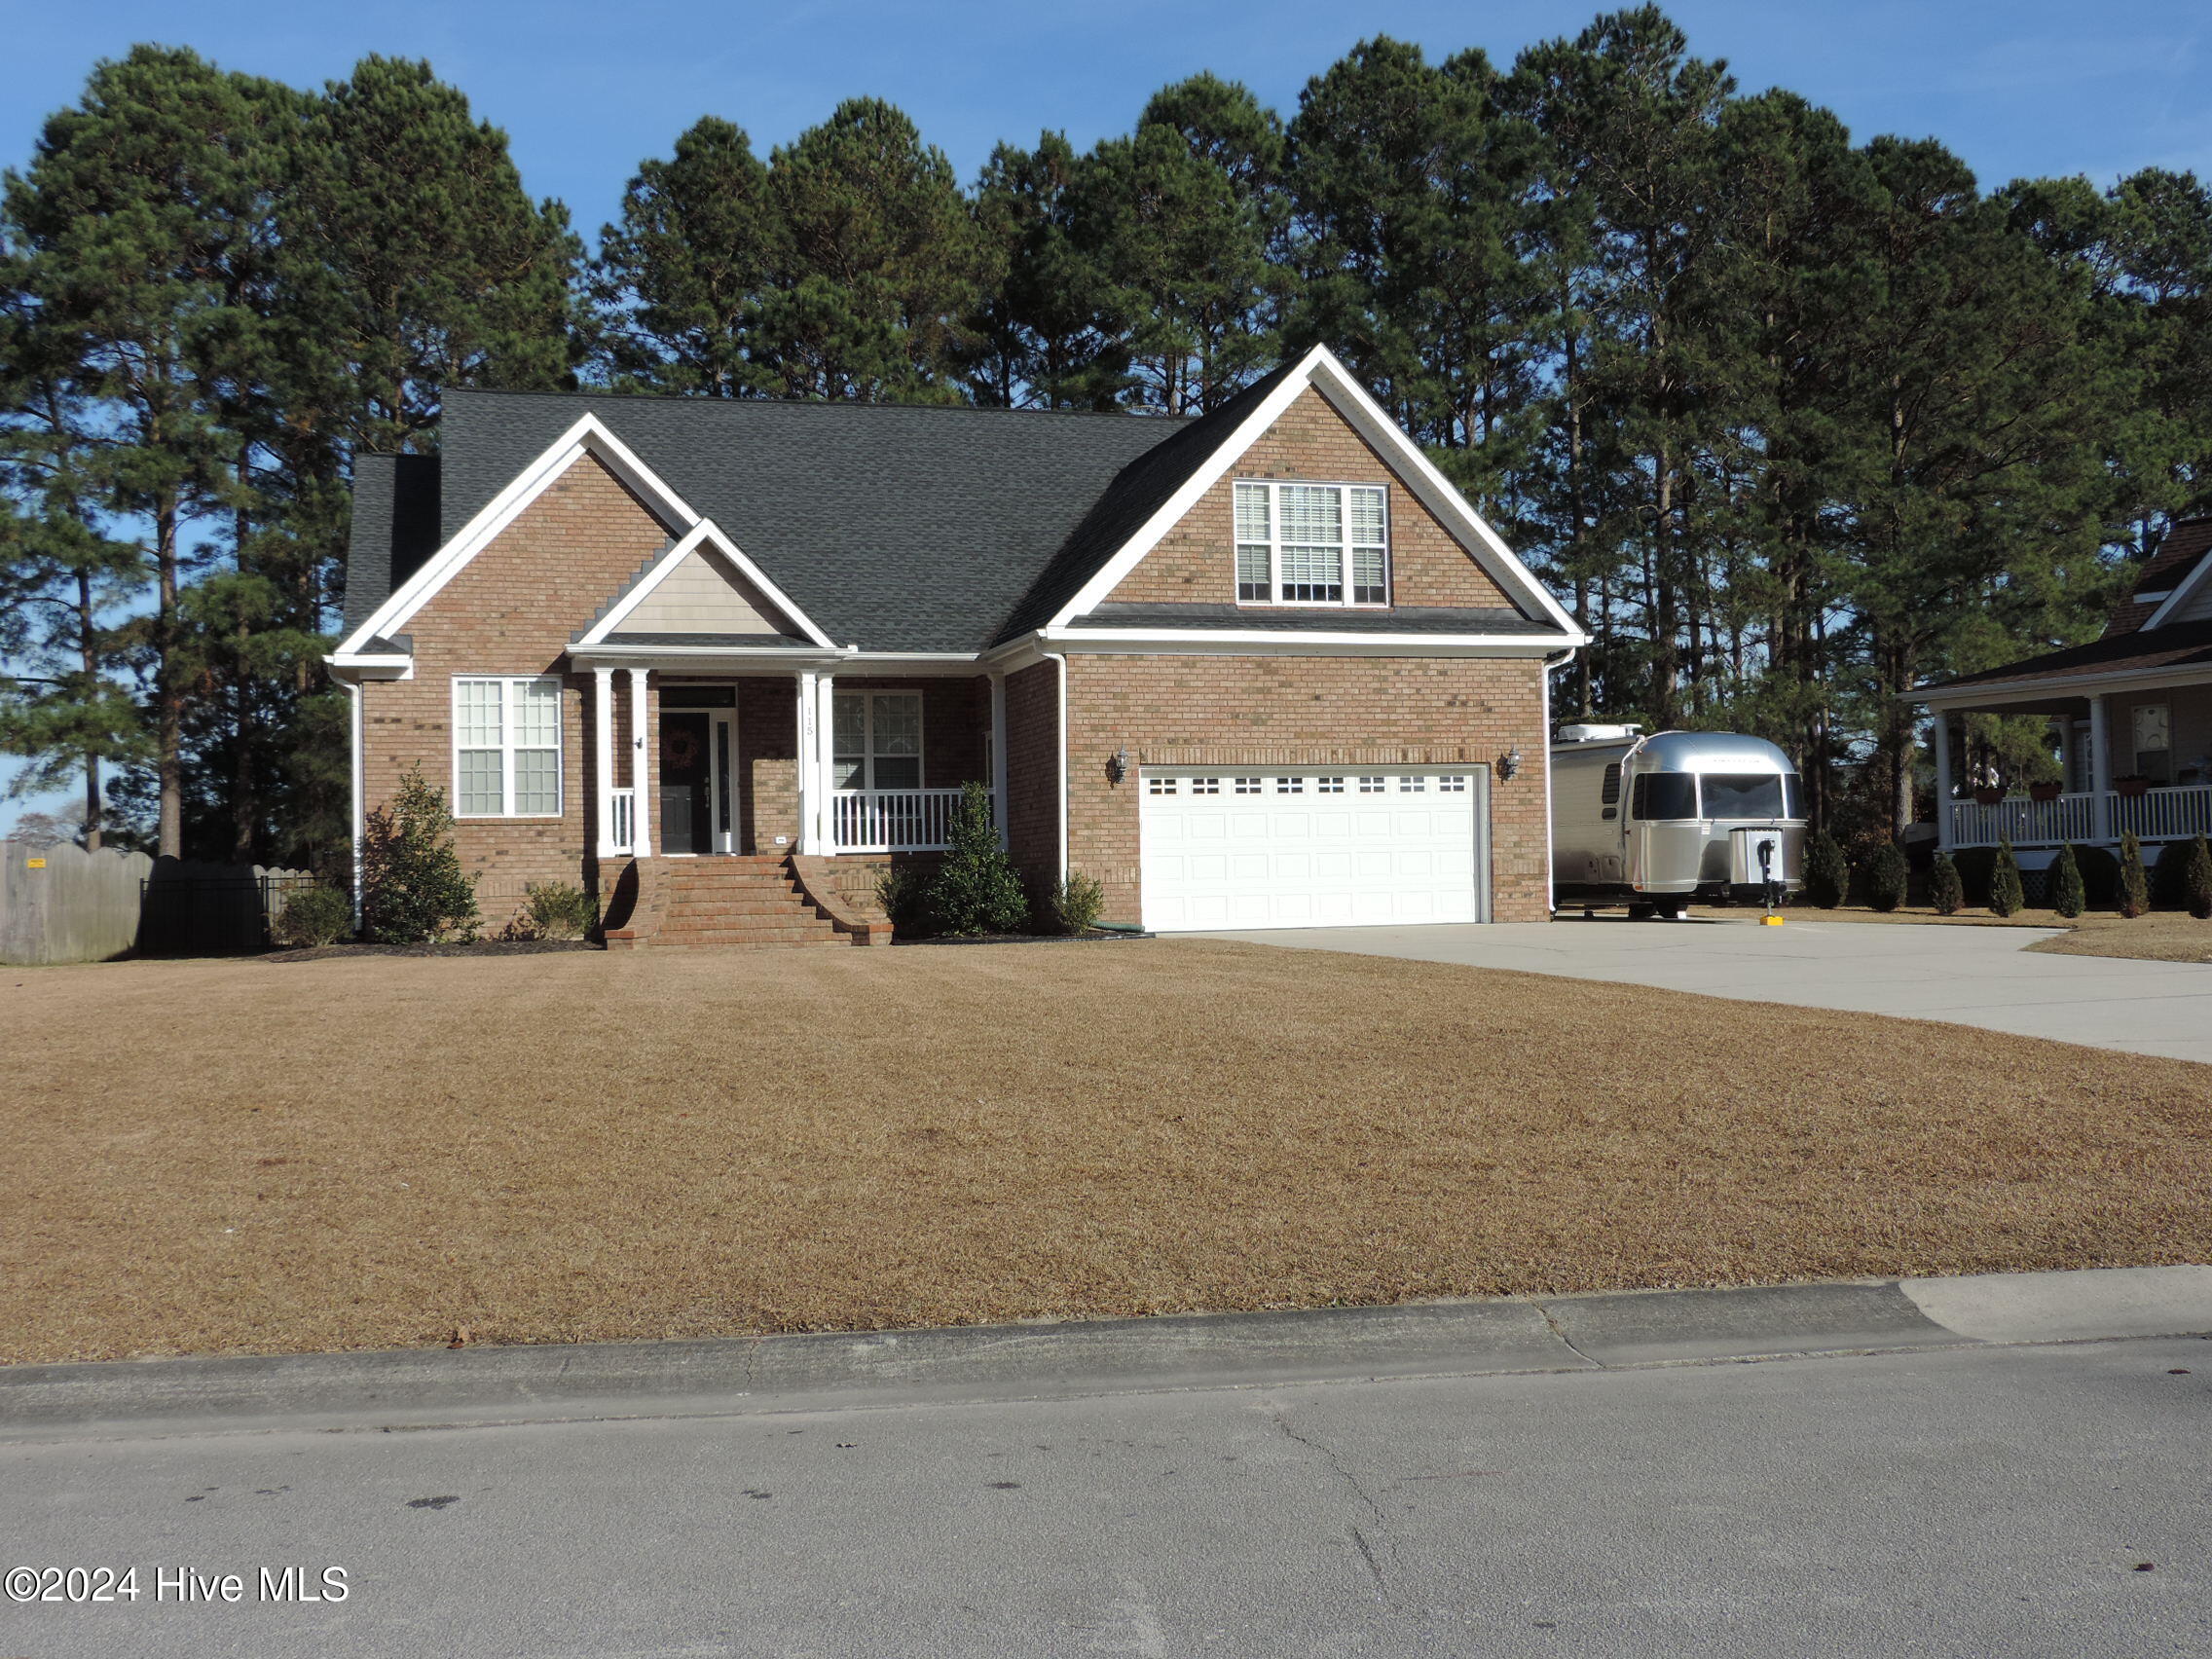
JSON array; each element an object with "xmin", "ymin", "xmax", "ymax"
[{"xmin": 2, "ymin": 1267, "xmax": 2206, "ymax": 1443}]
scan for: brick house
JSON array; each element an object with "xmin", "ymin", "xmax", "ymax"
[{"xmin": 327, "ymin": 347, "xmax": 1586, "ymax": 944}]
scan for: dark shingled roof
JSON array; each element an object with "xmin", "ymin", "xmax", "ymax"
[
  {"xmin": 2102, "ymin": 516, "xmax": 2212, "ymax": 638},
  {"xmin": 1926, "ymin": 615, "xmax": 2212, "ymax": 693},
  {"xmin": 343, "ymin": 372, "xmax": 1563, "ymax": 655}
]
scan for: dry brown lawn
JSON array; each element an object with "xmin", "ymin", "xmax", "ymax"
[{"xmin": 5, "ymin": 940, "xmax": 2209, "ymax": 1366}]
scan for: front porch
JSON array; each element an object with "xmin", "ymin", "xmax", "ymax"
[
  {"xmin": 1944, "ymin": 784, "xmax": 2212, "ymax": 850},
  {"xmin": 583, "ymin": 664, "xmax": 1004, "ymax": 861}
]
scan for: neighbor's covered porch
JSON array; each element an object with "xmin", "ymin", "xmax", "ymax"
[
  {"xmin": 1926, "ymin": 675, "xmax": 2212, "ymax": 851},
  {"xmin": 574, "ymin": 656, "xmax": 1005, "ymax": 860}
]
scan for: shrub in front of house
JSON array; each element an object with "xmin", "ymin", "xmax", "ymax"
[
  {"xmin": 2070, "ymin": 843, "xmax": 2120, "ymax": 909},
  {"xmin": 873, "ymin": 865, "xmax": 927, "ymax": 930},
  {"xmin": 522, "ymin": 881, "xmax": 597, "ymax": 940},
  {"xmin": 1803, "ymin": 830, "xmax": 1848, "ymax": 908},
  {"xmin": 360, "ymin": 768, "xmax": 480, "ymax": 944},
  {"xmin": 1864, "ymin": 841, "xmax": 1908, "ymax": 912},
  {"xmin": 2118, "ymin": 831, "xmax": 2150, "ymax": 918},
  {"xmin": 2175, "ymin": 834, "xmax": 2212, "ymax": 920},
  {"xmin": 1051, "ymin": 871, "xmax": 1106, "ymax": 935},
  {"xmin": 1929, "ymin": 851, "xmax": 1964, "ymax": 915},
  {"xmin": 1948, "ymin": 845, "xmax": 1997, "ymax": 906},
  {"xmin": 927, "ymin": 781, "xmax": 1029, "ymax": 936},
  {"xmin": 272, "ymin": 884, "xmax": 352, "ymax": 947},
  {"xmin": 1988, "ymin": 838, "xmax": 2025, "ymax": 917},
  {"xmin": 2047, "ymin": 843, "xmax": 2084, "ymax": 918}
]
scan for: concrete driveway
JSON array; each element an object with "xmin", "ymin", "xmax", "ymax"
[{"xmin": 1201, "ymin": 916, "xmax": 2212, "ymax": 1064}]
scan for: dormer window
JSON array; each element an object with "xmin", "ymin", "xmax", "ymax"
[{"xmin": 1235, "ymin": 481, "xmax": 1388, "ymax": 607}]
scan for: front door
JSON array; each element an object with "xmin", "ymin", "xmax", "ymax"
[{"xmin": 659, "ymin": 712, "xmax": 713, "ymax": 855}]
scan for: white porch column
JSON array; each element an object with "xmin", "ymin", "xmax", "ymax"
[
  {"xmin": 989, "ymin": 671, "xmax": 1009, "ymax": 849},
  {"xmin": 814, "ymin": 672, "xmax": 838, "ymax": 854},
  {"xmin": 2053, "ymin": 717, "xmax": 2074, "ymax": 796},
  {"xmin": 1933, "ymin": 710, "xmax": 1954, "ymax": 854},
  {"xmin": 795, "ymin": 671, "xmax": 819, "ymax": 854},
  {"xmin": 2088, "ymin": 693, "xmax": 2113, "ymax": 843},
  {"xmin": 628, "ymin": 667, "xmax": 652, "ymax": 857},
  {"xmin": 593, "ymin": 666, "xmax": 616, "ymax": 858}
]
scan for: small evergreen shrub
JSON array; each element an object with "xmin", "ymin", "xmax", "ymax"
[
  {"xmin": 1803, "ymin": 830, "xmax": 1848, "ymax": 908},
  {"xmin": 1988, "ymin": 838, "xmax": 2025, "ymax": 917},
  {"xmin": 2146, "ymin": 838, "xmax": 2205, "ymax": 912},
  {"xmin": 2070, "ymin": 843, "xmax": 2120, "ymax": 910},
  {"xmin": 2119, "ymin": 831, "xmax": 2150, "ymax": 918},
  {"xmin": 524, "ymin": 881, "xmax": 597, "ymax": 940},
  {"xmin": 2047, "ymin": 843, "xmax": 2084, "ymax": 919},
  {"xmin": 2181, "ymin": 833, "xmax": 2212, "ymax": 920},
  {"xmin": 927, "ymin": 781, "xmax": 1030, "ymax": 936},
  {"xmin": 1928, "ymin": 851, "xmax": 1964, "ymax": 916},
  {"xmin": 873, "ymin": 866, "xmax": 926, "ymax": 929},
  {"xmin": 272, "ymin": 884, "xmax": 352, "ymax": 947},
  {"xmin": 1051, "ymin": 871, "xmax": 1106, "ymax": 935},
  {"xmin": 1864, "ymin": 841, "xmax": 1908, "ymax": 912},
  {"xmin": 1949, "ymin": 846, "xmax": 1997, "ymax": 906},
  {"xmin": 359, "ymin": 769, "xmax": 479, "ymax": 943}
]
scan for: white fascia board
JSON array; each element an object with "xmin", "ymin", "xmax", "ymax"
[
  {"xmin": 323, "ymin": 652, "xmax": 414, "ymax": 682},
  {"xmin": 1040, "ymin": 626, "xmax": 1578, "ymax": 659},
  {"xmin": 2143, "ymin": 555, "xmax": 2212, "ymax": 628},
  {"xmin": 1910, "ymin": 663, "xmax": 2212, "ymax": 708},
  {"xmin": 574, "ymin": 519, "xmax": 837, "ymax": 649},
  {"xmin": 1305, "ymin": 355, "xmax": 1580, "ymax": 634},
  {"xmin": 1044, "ymin": 345, "xmax": 1332, "ymax": 629},
  {"xmin": 335, "ymin": 414, "xmax": 704, "ymax": 657}
]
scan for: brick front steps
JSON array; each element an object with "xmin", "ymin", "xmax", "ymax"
[{"xmin": 651, "ymin": 856, "xmax": 853, "ymax": 949}]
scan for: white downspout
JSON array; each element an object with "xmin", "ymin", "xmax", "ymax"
[
  {"xmin": 347, "ymin": 678, "xmax": 365, "ymax": 932},
  {"xmin": 1541, "ymin": 648, "xmax": 1571, "ymax": 919}
]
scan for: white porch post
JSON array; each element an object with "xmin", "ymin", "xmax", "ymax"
[
  {"xmin": 628, "ymin": 667, "xmax": 652, "ymax": 857},
  {"xmin": 2053, "ymin": 717, "xmax": 2074, "ymax": 796},
  {"xmin": 2088, "ymin": 692, "xmax": 2113, "ymax": 843},
  {"xmin": 814, "ymin": 673, "xmax": 838, "ymax": 854},
  {"xmin": 1933, "ymin": 709, "xmax": 1954, "ymax": 855},
  {"xmin": 794, "ymin": 671, "xmax": 818, "ymax": 855},
  {"xmin": 989, "ymin": 671, "xmax": 1009, "ymax": 849},
  {"xmin": 593, "ymin": 665, "xmax": 616, "ymax": 858}
]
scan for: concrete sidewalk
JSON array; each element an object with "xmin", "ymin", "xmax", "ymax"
[
  {"xmin": 1199, "ymin": 916, "xmax": 2212, "ymax": 1062},
  {"xmin": 4, "ymin": 1266, "xmax": 2206, "ymax": 1442}
]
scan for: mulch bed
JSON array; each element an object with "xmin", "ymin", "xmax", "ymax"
[
  {"xmin": 893, "ymin": 928, "xmax": 1150, "ymax": 946},
  {"xmin": 266, "ymin": 939, "xmax": 601, "ymax": 963}
]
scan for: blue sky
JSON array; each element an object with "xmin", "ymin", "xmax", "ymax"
[{"xmin": 4, "ymin": 0, "xmax": 2209, "ymax": 830}]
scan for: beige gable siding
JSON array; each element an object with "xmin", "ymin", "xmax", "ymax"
[
  {"xmin": 2170, "ymin": 579, "xmax": 2212, "ymax": 625},
  {"xmin": 623, "ymin": 546, "xmax": 789, "ymax": 635},
  {"xmin": 1103, "ymin": 386, "xmax": 1516, "ymax": 612}
]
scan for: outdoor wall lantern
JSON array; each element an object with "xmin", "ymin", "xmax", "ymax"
[
  {"xmin": 1108, "ymin": 747, "xmax": 1130, "ymax": 784},
  {"xmin": 1498, "ymin": 746, "xmax": 1522, "ymax": 781}
]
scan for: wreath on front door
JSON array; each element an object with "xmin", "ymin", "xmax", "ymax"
[{"xmin": 661, "ymin": 726, "xmax": 701, "ymax": 772}]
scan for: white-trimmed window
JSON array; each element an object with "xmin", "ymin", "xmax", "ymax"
[
  {"xmin": 834, "ymin": 690, "xmax": 923, "ymax": 791},
  {"xmin": 1317, "ymin": 776, "xmax": 1346, "ymax": 793},
  {"xmin": 1191, "ymin": 777, "xmax": 1221, "ymax": 794},
  {"xmin": 1235, "ymin": 777, "xmax": 1263, "ymax": 794},
  {"xmin": 454, "ymin": 677, "xmax": 563, "ymax": 818},
  {"xmin": 1234, "ymin": 480, "xmax": 1389, "ymax": 607},
  {"xmin": 1148, "ymin": 775, "xmax": 1179, "ymax": 795}
]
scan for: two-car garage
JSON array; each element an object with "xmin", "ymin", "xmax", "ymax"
[{"xmin": 1136, "ymin": 768, "xmax": 1490, "ymax": 932}]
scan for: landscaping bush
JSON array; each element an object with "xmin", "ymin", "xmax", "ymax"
[
  {"xmin": 1051, "ymin": 871, "xmax": 1106, "ymax": 935},
  {"xmin": 926, "ymin": 781, "xmax": 1029, "ymax": 935},
  {"xmin": 2047, "ymin": 843, "xmax": 2084, "ymax": 919},
  {"xmin": 2070, "ymin": 843, "xmax": 2120, "ymax": 910},
  {"xmin": 1949, "ymin": 845, "xmax": 1997, "ymax": 906},
  {"xmin": 1863, "ymin": 841, "xmax": 1908, "ymax": 912},
  {"xmin": 2119, "ymin": 831, "xmax": 2150, "ymax": 918},
  {"xmin": 873, "ymin": 866, "xmax": 927, "ymax": 930},
  {"xmin": 1803, "ymin": 830, "xmax": 1848, "ymax": 908},
  {"xmin": 272, "ymin": 884, "xmax": 352, "ymax": 947},
  {"xmin": 522, "ymin": 881, "xmax": 597, "ymax": 940},
  {"xmin": 359, "ymin": 769, "xmax": 479, "ymax": 944},
  {"xmin": 2187, "ymin": 834, "xmax": 2212, "ymax": 920},
  {"xmin": 1988, "ymin": 838, "xmax": 2024, "ymax": 917},
  {"xmin": 1928, "ymin": 851, "xmax": 1964, "ymax": 916}
]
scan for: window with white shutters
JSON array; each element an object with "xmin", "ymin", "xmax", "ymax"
[
  {"xmin": 453, "ymin": 677, "xmax": 563, "ymax": 818},
  {"xmin": 1231, "ymin": 480, "xmax": 1389, "ymax": 608}
]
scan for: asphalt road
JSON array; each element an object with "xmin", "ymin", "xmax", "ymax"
[
  {"xmin": 7, "ymin": 1337, "xmax": 2208, "ymax": 1658},
  {"xmin": 1200, "ymin": 916, "xmax": 2212, "ymax": 1063}
]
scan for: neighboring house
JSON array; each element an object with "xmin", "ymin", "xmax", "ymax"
[
  {"xmin": 326, "ymin": 346, "xmax": 1586, "ymax": 944},
  {"xmin": 1914, "ymin": 515, "xmax": 2212, "ymax": 860}
]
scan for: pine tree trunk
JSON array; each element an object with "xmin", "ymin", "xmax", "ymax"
[
  {"xmin": 77, "ymin": 569, "xmax": 102, "ymax": 852},
  {"xmin": 156, "ymin": 497, "xmax": 183, "ymax": 861}
]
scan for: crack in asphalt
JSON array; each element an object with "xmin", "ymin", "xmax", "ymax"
[{"xmin": 1269, "ymin": 1405, "xmax": 1394, "ymax": 1605}]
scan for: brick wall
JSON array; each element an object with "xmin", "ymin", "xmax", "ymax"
[
  {"xmin": 358, "ymin": 452, "xmax": 676, "ymax": 918},
  {"xmin": 1063, "ymin": 653, "xmax": 1552, "ymax": 925},
  {"xmin": 1105, "ymin": 386, "xmax": 1513, "ymax": 611},
  {"xmin": 1003, "ymin": 661, "xmax": 1060, "ymax": 901}
]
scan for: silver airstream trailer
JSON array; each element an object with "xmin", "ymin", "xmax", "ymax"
[{"xmin": 1551, "ymin": 725, "xmax": 1807, "ymax": 917}]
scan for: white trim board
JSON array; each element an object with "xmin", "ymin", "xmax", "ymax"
[
  {"xmin": 572, "ymin": 519, "xmax": 835, "ymax": 649},
  {"xmin": 1045, "ymin": 345, "xmax": 1580, "ymax": 638},
  {"xmin": 334, "ymin": 413, "xmax": 832, "ymax": 658}
]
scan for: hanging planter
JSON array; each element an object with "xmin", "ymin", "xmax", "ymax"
[
  {"xmin": 1972, "ymin": 786, "xmax": 2006, "ymax": 806},
  {"xmin": 2029, "ymin": 782, "xmax": 2062, "ymax": 803},
  {"xmin": 2114, "ymin": 775, "xmax": 2152, "ymax": 799}
]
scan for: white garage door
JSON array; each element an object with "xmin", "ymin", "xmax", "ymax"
[{"xmin": 1139, "ymin": 768, "xmax": 1487, "ymax": 932}]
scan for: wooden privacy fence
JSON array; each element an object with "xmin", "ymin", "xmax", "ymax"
[
  {"xmin": 0, "ymin": 840, "xmax": 319, "ymax": 964},
  {"xmin": 0, "ymin": 840, "xmax": 153, "ymax": 966}
]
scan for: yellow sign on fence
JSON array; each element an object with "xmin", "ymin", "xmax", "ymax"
[{"xmin": 24, "ymin": 858, "xmax": 45, "ymax": 869}]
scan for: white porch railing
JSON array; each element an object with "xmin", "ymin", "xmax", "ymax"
[
  {"xmin": 1947, "ymin": 783, "xmax": 2212, "ymax": 848},
  {"xmin": 831, "ymin": 787, "xmax": 986, "ymax": 853},
  {"xmin": 609, "ymin": 787, "xmax": 636, "ymax": 855}
]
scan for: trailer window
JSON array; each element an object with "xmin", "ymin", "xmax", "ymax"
[
  {"xmin": 1700, "ymin": 774, "xmax": 1785, "ymax": 820},
  {"xmin": 1783, "ymin": 773, "xmax": 1805, "ymax": 820},
  {"xmin": 1631, "ymin": 774, "xmax": 1697, "ymax": 820}
]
